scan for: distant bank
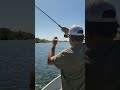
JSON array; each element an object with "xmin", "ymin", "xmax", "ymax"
[
  {"xmin": 0, "ymin": 28, "xmax": 34, "ymax": 40},
  {"xmin": 35, "ymin": 38, "xmax": 68, "ymax": 43}
]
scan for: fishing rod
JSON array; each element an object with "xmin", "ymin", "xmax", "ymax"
[
  {"xmin": 35, "ymin": 5, "xmax": 69, "ymax": 38},
  {"xmin": 35, "ymin": 5, "xmax": 62, "ymax": 28}
]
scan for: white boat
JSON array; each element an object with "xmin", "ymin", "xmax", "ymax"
[{"xmin": 41, "ymin": 75, "xmax": 62, "ymax": 90}]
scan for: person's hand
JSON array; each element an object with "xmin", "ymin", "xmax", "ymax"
[
  {"xmin": 52, "ymin": 37, "xmax": 58, "ymax": 47},
  {"xmin": 61, "ymin": 27, "xmax": 69, "ymax": 34}
]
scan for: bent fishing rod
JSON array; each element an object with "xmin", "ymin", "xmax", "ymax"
[{"xmin": 35, "ymin": 5, "xmax": 62, "ymax": 28}]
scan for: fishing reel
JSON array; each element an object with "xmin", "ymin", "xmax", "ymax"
[{"xmin": 64, "ymin": 34, "xmax": 69, "ymax": 38}]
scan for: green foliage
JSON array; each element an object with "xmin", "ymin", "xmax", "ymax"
[
  {"xmin": 35, "ymin": 38, "xmax": 68, "ymax": 43},
  {"xmin": 0, "ymin": 28, "xmax": 34, "ymax": 40},
  {"xmin": 35, "ymin": 38, "xmax": 49, "ymax": 43}
]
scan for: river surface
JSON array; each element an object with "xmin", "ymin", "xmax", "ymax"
[
  {"xmin": 35, "ymin": 42, "xmax": 70, "ymax": 90},
  {"xmin": 0, "ymin": 40, "xmax": 34, "ymax": 90}
]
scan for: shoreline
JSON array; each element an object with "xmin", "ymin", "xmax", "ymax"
[{"xmin": 35, "ymin": 41, "xmax": 69, "ymax": 43}]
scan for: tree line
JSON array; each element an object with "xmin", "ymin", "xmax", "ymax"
[
  {"xmin": 35, "ymin": 38, "xmax": 68, "ymax": 43},
  {"xmin": 35, "ymin": 38, "xmax": 49, "ymax": 43},
  {"xmin": 0, "ymin": 28, "xmax": 34, "ymax": 40}
]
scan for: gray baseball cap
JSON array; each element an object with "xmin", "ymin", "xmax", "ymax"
[
  {"xmin": 69, "ymin": 25, "xmax": 84, "ymax": 36},
  {"xmin": 86, "ymin": 2, "xmax": 116, "ymax": 22}
]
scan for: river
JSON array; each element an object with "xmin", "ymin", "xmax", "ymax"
[{"xmin": 35, "ymin": 42, "xmax": 70, "ymax": 90}]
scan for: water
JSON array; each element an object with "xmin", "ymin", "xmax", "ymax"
[
  {"xmin": 0, "ymin": 40, "xmax": 34, "ymax": 90},
  {"xmin": 35, "ymin": 42, "xmax": 70, "ymax": 90}
]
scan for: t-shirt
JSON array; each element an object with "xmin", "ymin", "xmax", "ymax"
[
  {"xmin": 51, "ymin": 43, "xmax": 88, "ymax": 90},
  {"xmin": 85, "ymin": 40, "xmax": 120, "ymax": 90}
]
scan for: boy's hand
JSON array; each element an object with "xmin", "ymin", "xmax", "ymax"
[
  {"xmin": 52, "ymin": 37, "xmax": 58, "ymax": 47},
  {"xmin": 61, "ymin": 27, "xmax": 69, "ymax": 34}
]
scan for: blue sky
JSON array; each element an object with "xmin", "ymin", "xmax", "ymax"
[{"xmin": 35, "ymin": 0, "xmax": 85, "ymax": 40}]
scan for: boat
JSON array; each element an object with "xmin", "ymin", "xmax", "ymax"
[{"xmin": 41, "ymin": 75, "xmax": 62, "ymax": 90}]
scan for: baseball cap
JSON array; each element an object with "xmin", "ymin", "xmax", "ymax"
[
  {"xmin": 69, "ymin": 25, "xmax": 84, "ymax": 36},
  {"xmin": 86, "ymin": 1, "xmax": 118, "ymax": 37},
  {"xmin": 86, "ymin": 2, "xmax": 117, "ymax": 22}
]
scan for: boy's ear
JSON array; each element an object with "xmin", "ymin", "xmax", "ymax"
[
  {"xmin": 71, "ymin": 39, "xmax": 73, "ymax": 42},
  {"xmin": 71, "ymin": 38, "xmax": 75, "ymax": 42}
]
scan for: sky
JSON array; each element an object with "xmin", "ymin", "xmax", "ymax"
[
  {"xmin": 35, "ymin": 0, "xmax": 85, "ymax": 40},
  {"xmin": 0, "ymin": 0, "xmax": 34, "ymax": 34}
]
